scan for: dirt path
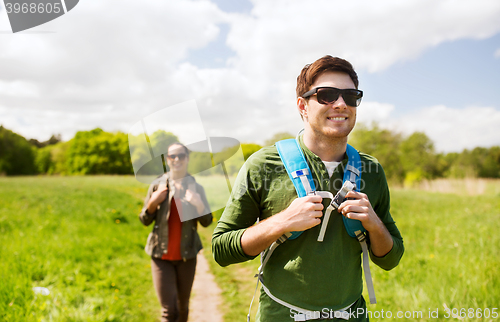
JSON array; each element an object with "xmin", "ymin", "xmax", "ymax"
[{"xmin": 188, "ymin": 250, "xmax": 223, "ymax": 322}]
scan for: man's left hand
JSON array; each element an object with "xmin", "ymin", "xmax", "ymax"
[
  {"xmin": 337, "ymin": 191, "xmax": 393, "ymax": 257},
  {"xmin": 337, "ymin": 191, "xmax": 384, "ymax": 233}
]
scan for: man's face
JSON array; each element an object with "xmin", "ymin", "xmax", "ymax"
[{"xmin": 298, "ymin": 71, "xmax": 357, "ymax": 139}]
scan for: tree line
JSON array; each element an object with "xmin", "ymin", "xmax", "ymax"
[
  {"xmin": 1, "ymin": 125, "xmax": 499, "ymax": 185},
  {"xmin": 0, "ymin": 126, "xmax": 262, "ymax": 177},
  {"xmin": 348, "ymin": 124, "xmax": 500, "ymax": 185}
]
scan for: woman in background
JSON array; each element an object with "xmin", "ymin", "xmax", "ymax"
[{"xmin": 139, "ymin": 142, "xmax": 212, "ymax": 322}]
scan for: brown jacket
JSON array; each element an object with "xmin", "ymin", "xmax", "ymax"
[{"xmin": 139, "ymin": 173, "xmax": 212, "ymax": 260}]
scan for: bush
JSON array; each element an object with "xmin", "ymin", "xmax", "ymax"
[
  {"xmin": 0, "ymin": 126, "xmax": 37, "ymax": 175},
  {"xmin": 66, "ymin": 129, "xmax": 134, "ymax": 175}
]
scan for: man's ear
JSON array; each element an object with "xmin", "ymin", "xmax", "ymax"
[{"xmin": 297, "ymin": 97, "xmax": 308, "ymax": 119}]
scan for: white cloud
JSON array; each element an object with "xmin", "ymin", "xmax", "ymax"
[
  {"xmin": 0, "ymin": 0, "xmax": 500, "ymax": 151},
  {"xmin": 377, "ymin": 105, "xmax": 500, "ymax": 152},
  {"xmin": 356, "ymin": 102, "xmax": 395, "ymax": 125},
  {"xmin": 0, "ymin": 80, "xmax": 40, "ymax": 98},
  {"xmin": 227, "ymin": 0, "xmax": 500, "ymax": 76},
  {"xmin": 495, "ymin": 48, "xmax": 500, "ymax": 58},
  {"xmin": 0, "ymin": 0, "xmax": 231, "ymax": 140},
  {"xmin": 0, "ymin": 104, "xmax": 131, "ymax": 141},
  {"xmin": 352, "ymin": 101, "xmax": 500, "ymax": 152},
  {"xmin": 211, "ymin": 0, "xmax": 500, "ymax": 145},
  {"xmin": 0, "ymin": 0, "xmax": 229, "ymax": 100}
]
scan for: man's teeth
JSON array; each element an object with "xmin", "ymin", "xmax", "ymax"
[{"xmin": 328, "ymin": 117, "xmax": 346, "ymax": 120}]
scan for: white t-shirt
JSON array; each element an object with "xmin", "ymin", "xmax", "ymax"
[{"xmin": 322, "ymin": 160, "xmax": 341, "ymax": 178}]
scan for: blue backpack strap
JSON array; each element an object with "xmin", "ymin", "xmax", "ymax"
[
  {"xmin": 275, "ymin": 139, "xmax": 316, "ymax": 240},
  {"xmin": 270, "ymin": 140, "xmax": 377, "ymax": 305},
  {"xmin": 342, "ymin": 145, "xmax": 376, "ymax": 304},
  {"xmin": 276, "ymin": 139, "xmax": 316, "ymax": 197},
  {"xmin": 342, "ymin": 144, "xmax": 366, "ymax": 237},
  {"xmin": 275, "ymin": 140, "xmax": 365, "ymax": 239}
]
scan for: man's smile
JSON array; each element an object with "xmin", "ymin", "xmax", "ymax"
[{"xmin": 327, "ymin": 116, "xmax": 348, "ymax": 121}]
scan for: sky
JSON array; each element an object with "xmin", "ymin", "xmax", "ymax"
[{"xmin": 0, "ymin": 0, "xmax": 499, "ymax": 153}]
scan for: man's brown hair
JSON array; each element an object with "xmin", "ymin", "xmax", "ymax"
[{"xmin": 296, "ymin": 56, "xmax": 359, "ymax": 98}]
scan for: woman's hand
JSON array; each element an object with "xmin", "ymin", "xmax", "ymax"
[
  {"xmin": 185, "ymin": 188, "xmax": 205, "ymax": 215},
  {"xmin": 147, "ymin": 185, "xmax": 168, "ymax": 214}
]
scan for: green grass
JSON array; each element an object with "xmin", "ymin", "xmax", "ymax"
[
  {"xmin": 201, "ymin": 183, "xmax": 500, "ymax": 322},
  {"xmin": 371, "ymin": 188, "xmax": 500, "ymax": 321},
  {"xmin": 197, "ymin": 225, "xmax": 261, "ymax": 322},
  {"xmin": 1, "ymin": 176, "xmax": 499, "ymax": 321},
  {"xmin": 0, "ymin": 176, "xmax": 156, "ymax": 322}
]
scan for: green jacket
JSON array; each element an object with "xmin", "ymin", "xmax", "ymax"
[
  {"xmin": 212, "ymin": 137, "xmax": 404, "ymax": 321},
  {"xmin": 140, "ymin": 173, "xmax": 212, "ymax": 260}
]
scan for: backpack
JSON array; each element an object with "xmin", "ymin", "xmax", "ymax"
[{"xmin": 248, "ymin": 139, "xmax": 376, "ymax": 322}]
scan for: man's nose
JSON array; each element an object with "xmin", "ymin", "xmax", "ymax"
[{"xmin": 332, "ymin": 95, "xmax": 347, "ymax": 109}]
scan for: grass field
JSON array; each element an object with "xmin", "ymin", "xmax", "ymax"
[
  {"xmin": 199, "ymin": 182, "xmax": 500, "ymax": 322},
  {"xmin": 0, "ymin": 176, "xmax": 157, "ymax": 321},
  {"xmin": 1, "ymin": 176, "xmax": 499, "ymax": 321}
]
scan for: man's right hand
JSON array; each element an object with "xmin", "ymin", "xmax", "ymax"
[
  {"xmin": 241, "ymin": 195, "xmax": 323, "ymax": 256},
  {"xmin": 147, "ymin": 186, "xmax": 168, "ymax": 214},
  {"xmin": 275, "ymin": 195, "xmax": 324, "ymax": 233}
]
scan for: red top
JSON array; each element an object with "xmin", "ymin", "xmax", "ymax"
[{"xmin": 161, "ymin": 198, "xmax": 183, "ymax": 260}]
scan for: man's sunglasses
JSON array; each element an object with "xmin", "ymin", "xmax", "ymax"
[
  {"xmin": 302, "ymin": 87, "xmax": 363, "ymax": 107},
  {"xmin": 166, "ymin": 153, "xmax": 187, "ymax": 161}
]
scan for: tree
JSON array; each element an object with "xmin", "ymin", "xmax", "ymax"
[
  {"xmin": 400, "ymin": 132, "xmax": 437, "ymax": 185},
  {"xmin": 445, "ymin": 146, "xmax": 500, "ymax": 179},
  {"xmin": 187, "ymin": 151, "xmax": 215, "ymax": 175},
  {"xmin": 128, "ymin": 130, "xmax": 179, "ymax": 176},
  {"xmin": 0, "ymin": 126, "xmax": 37, "ymax": 175},
  {"xmin": 264, "ymin": 132, "xmax": 294, "ymax": 146},
  {"xmin": 65, "ymin": 128, "xmax": 134, "ymax": 174},
  {"xmin": 29, "ymin": 134, "xmax": 62, "ymax": 148},
  {"xmin": 212, "ymin": 144, "xmax": 242, "ymax": 176},
  {"xmin": 35, "ymin": 145, "xmax": 52, "ymax": 174},
  {"xmin": 149, "ymin": 131, "xmax": 179, "ymax": 157},
  {"xmin": 187, "ymin": 142, "xmax": 260, "ymax": 177},
  {"xmin": 433, "ymin": 152, "xmax": 450, "ymax": 178},
  {"xmin": 445, "ymin": 150, "xmax": 476, "ymax": 178},
  {"xmin": 35, "ymin": 141, "xmax": 71, "ymax": 174},
  {"xmin": 241, "ymin": 143, "xmax": 263, "ymax": 160},
  {"xmin": 349, "ymin": 123, "xmax": 404, "ymax": 183},
  {"xmin": 474, "ymin": 146, "xmax": 500, "ymax": 178}
]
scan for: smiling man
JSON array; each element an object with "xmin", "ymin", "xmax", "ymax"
[{"xmin": 212, "ymin": 56, "xmax": 404, "ymax": 321}]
